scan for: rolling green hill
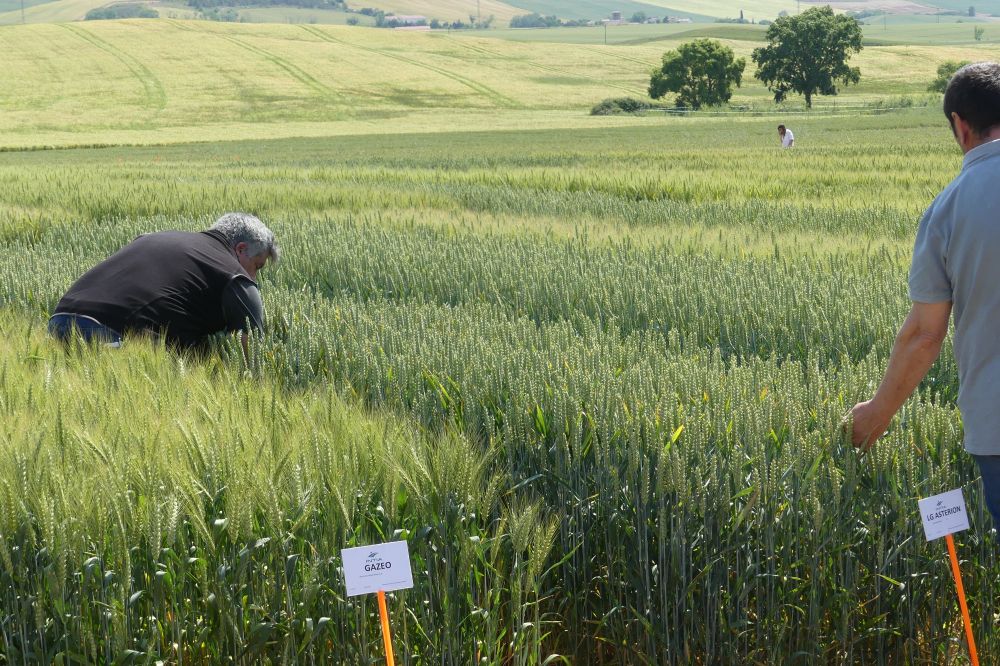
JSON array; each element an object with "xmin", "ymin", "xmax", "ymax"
[
  {"xmin": 483, "ymin": 22, "xmax": 767, "ymax": 43},
  {"xmin": 484, "ymin": 16, "xmax": 1000, "ymax": 45},
  {"xmin": 2, "ymin": 0, "xmax": 999, "ymax": 30},
  {"xmin": 503, "ymin": 0, "xmax": 709, "ymax": 22},
  {"xmin": 228, "ymin": 4, "xmax": 370, "ymax": 23},
  {"xmin": 0, "ymin": 0, "xmax": 114, "ymax": 23},
  {"xmin": 643, "ymin": 0, "xmax": 793, "ymax": 19},
  {"xmin": 347, "ymin": 0, "xmax": 788, "ymax": 22},
  {"xmin": 498, "ymin": 0, "xmax": 1000, "ymax": 21},
  {"xmin": 344, "ymin": 0, "xmax": 525, "ymax": 22},
  {"xmin": 0, "ymin": 0, "xmax": 51, "ymax": 14},
  {"xmin": 860, "ymin": 18, "xmax": 1000, "ymax": 44},
  {"xmin": 923, "ymin": 0, "xmax": 1000, "ymax": 13},
  {"xmin": 0, "ymin": 19, "xmax": 997, "ymax": 149}
]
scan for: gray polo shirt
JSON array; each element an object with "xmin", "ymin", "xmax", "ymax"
[{"xmin": 909, "ymin": 138, "xmax": 1000, "ymax": 455}]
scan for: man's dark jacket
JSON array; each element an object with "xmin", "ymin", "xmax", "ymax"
[{"xmin": 55, "ymin": 230, "xmax": 262, "ymax": 348}]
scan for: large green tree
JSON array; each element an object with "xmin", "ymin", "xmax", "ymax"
[
  {"xmin": 648, "ymin": 39, "xmax": 746, "ymax": 109},
  {"xmin": 752, "ymin": 6, "xmax": 863, "ymax": 108}
]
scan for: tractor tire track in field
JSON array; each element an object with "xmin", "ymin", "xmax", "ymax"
[
  {"xmin": 166, "ymin": 19, "xmax": 197, "ymax": 32},
  {"xmin": 300, "ymin": 25, "xmax": 522, "ymax": 109},
  {"xmin": 59, "ymin": 24, "xmax": 167, "ymax": 110},
  {"xmin": 445, "ymin": 37, "xmax": 646, "ymax": 97},
  {"xmin": 214, "ymin": 32, "xmax": 338, "ymax": 99},
  {"xmin": 585, "ymin": 46, "xmax": 658, "ymax": 70}
]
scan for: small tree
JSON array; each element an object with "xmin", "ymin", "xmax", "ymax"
[
  {"xmin": 969, "ymin": 5, "xmax": 976, "ymax": 16},
  {"xmin": 928, "ymin": 60, "xmax": 970, "ymax": 92},
  {"xmin": 648, "ymin": 39, "xmax": 746, "ymax": 109},
  {"xmin": 975, "ymin": 25, "xmax": 985, "ymax": 40},
  {"xmin": 752, "ymin": 6, "xmax": 863, "ymax": 108},
  {"xmin": 631, "ymin": 11, "xmax": 646, "ymax": 23}
]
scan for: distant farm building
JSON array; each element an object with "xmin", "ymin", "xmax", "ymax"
[{"xmin": 604, "ymin": 10, "xmax": 624, "ymax": 25}]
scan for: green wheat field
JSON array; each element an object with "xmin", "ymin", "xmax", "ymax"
[{"xmin": 0, "ymin": 16, "xmax": 998, "ymax": 665}]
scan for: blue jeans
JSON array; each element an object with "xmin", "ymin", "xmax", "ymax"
[
  {"xmin": 973, "ymin": 454, "xmax": 1000, "ymax": 537},
  {"xmin": 47, "ymin": 313, "xmax": 122, "ymax": 346}
]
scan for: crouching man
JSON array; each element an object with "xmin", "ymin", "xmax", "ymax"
[{"xmin": 49, "ymin": 212, "xmax": 279, "ymax": 355}]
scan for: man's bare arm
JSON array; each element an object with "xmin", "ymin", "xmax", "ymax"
[{"xmin": 850, "ymin": 300, "xmax": 952, "ymax": 449}]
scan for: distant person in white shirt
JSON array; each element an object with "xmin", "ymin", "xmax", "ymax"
[{"xmin": 778, "ymin": 124, "xmax": 794, "ymax": 148}]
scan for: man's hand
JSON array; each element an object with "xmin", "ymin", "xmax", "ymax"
[
  {"xmin": 848, "ymin": 300, "xmax": 951, "ymax": 452},
  {"xmin": 849, "ymin": 399, "xmax": 893, "ymax": 450}
]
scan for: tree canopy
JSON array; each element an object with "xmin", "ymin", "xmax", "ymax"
[
  {"xmin": 751, "ymin": 6, "xmax": 863, "ymax": 108},
  {"xmin": 928, "ymin": 60, "xmax": 971, "ymax": 93},
  {"xmin": 648, "ymin": 39, "xmax": 746, "ymax": 110},
  {"xmin": 510, "ymin": 13, "xmax": 560, "ymax": 28},
  {"xmin": 188, "ymin": 0, "xmax": 341, "ymax": 8},
  {"xmin": 85, "ymin": 3, "xmax": 157, "ymax": 19}
]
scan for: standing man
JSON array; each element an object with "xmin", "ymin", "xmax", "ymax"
[
  {"xmin": 850, "ymin": 62, "xmax": 1000, "ymax": 532},
  {"xmin": 778, "ymin": 124, "xmax": 794, "ymax": 148},
  {"xmin": 49, "ymin": 212, "xmax": 279, "ymax": 354}
]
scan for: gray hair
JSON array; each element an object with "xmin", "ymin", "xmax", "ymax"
[{"xmin": 210, "ymin": 212, "xmax": 280, "ymax": 265}]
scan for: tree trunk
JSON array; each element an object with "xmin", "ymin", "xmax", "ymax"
[{"xmin": 805, "ymin": 91, "xmax": 812, "ymax": 108}]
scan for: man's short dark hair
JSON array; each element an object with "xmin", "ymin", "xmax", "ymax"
[
  {"xmin": 777, "ymin": 124, "xmax": 785, "ymax": 130},
  {"xmin": 944, "ymin": 62, "xmax": 1000, "ymax": 136}
]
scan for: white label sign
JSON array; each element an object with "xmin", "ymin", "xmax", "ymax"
[
  {"xmin": 918, "ymin": 488, "xmax": 970, "ymax": 541},
  {"xmin": 341, "ymin": 540, "xmax": 414, "ymax": 597}
]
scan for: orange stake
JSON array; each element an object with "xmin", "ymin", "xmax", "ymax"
[
  {"xmin": 377, "ymin": 589, "xmax": 396, "ymax": 666},
  {"xmin": 946, "ymin": 534, "xmax": 979, "ymax": 666}
]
